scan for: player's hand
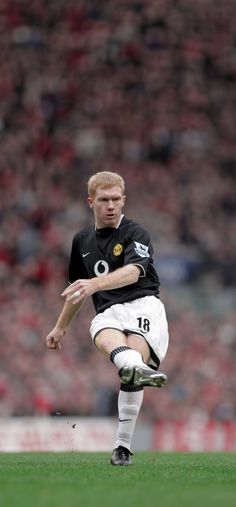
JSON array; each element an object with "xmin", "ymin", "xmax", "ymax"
[
  {"xmin": 46, "ymin": 328, "xmax": 65, "ymax": 350},
  {"xmin": 61, "ymin": 278, "xmax": 96, "ymax": 304}
]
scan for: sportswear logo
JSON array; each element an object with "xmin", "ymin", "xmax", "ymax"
[
  {"xmin": 82, "ymin": 252, "xmax": 91, "ymax": 258},
  {"xmin": 119, "ymin": 418, "xmax": 132, "ymax": 422}
]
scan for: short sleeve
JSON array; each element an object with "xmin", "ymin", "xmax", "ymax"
[
  {"xmin": 68, "ymin": 234, "xmax": 86, "ymax": 283},
  {"xmin": 123, "ymin": 224, "xmax": 153, "ymax": 277}
]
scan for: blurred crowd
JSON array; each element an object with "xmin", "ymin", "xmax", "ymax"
[{"xmin": 0, "ymin": 0, "xmax": 235, "ymax": 422}]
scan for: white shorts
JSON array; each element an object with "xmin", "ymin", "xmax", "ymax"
[{"xmin": 89, "ymin": 295, "xmax": 169, "ymax": 366}]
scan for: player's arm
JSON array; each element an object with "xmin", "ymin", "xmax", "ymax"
[
  {"xmin": 46, "ymin": 297, "xmax": 85, "ymax": 350},
  {"xmin": 61, "ymin": 265, "xmax": 141, "ymax": 304},
  {"xmin": 46, "ymin": 233, "xmax": 89, "ymax": 350},
  {"xmin": 96, "ymin": 264, "xmax": 141, "ymax": 290}
]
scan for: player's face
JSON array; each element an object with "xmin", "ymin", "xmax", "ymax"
[{"xmin": 88, "ymin": 186, "xmax": 126, "ymax": 228}]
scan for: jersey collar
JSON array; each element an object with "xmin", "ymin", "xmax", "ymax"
[{"xmin": 116, "ymin": 214, "xmax": 124, "ymax": 228}]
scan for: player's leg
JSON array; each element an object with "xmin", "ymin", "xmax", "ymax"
[
  {"xmin": 94, "ymin": 328, "xmax": 150, "ymax": 370},
  {"xmin": 94, "ymin": 330, "xmax": 165, "ymax": 465},
  {"xmin": 117, "ymin": 296, "xmax": 169, "ymax": 388},
  {"xmin": 95, "ymin": 328, "xmax": 166, "ymax": 386},
  {"xmin": 110, "ymin": 324, "xmax": 168, "ymax": 465},
  {"xmin": 108, "ymin": 334, "xmax": 147, "ymax": 464},
  {"xmin": 111, "ymin": 383, "xmax": 143, "ymax": 466},
  {"xmin": 91, "ymin": 314, "xmax": 167, "ymax": 388},
  {"xmin": 91, "ymin": 328, "xmax": 148, "ymax": 465},
  {"xmin": 89, "ymin": 304, "xmax": 168, "ymax": 465},
  {"xmin": 110, "ymin": 335, "xmax": 166, "ymax": 466}
]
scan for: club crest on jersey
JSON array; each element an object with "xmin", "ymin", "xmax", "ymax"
[
  {"xmin": 113, "ymin": 243, "xmax": 123, "ymax": 256},
  {"xmin": 134, "ymin": 241, "xmax": 150, "ymax": 258}
]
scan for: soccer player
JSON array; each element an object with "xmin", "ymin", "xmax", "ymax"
[{"xmin": 46, "ymin": 171, "xmax": 169, "ymax": 465}]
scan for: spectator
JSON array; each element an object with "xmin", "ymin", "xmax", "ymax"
[{"xmin": 0, "ymin": 0, "xmax": 235, "ymax": 421}]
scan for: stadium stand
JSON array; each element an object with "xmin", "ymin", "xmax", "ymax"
[{"xmin": 0, "ymin": 0, "xmax": 235, "ymax": 423}]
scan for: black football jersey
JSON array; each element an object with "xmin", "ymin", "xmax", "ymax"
[{"xmin": 68, "ymin": 216, "xmax": 160, "ymax": 314}]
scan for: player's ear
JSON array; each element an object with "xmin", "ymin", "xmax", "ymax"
[
  {"xmin": 122, "ymin": 194, "xmax": 126, "ymax": 207},
  {"xmin": 87, "ymin": 196, "xmax": 94, "ymax": 209}
]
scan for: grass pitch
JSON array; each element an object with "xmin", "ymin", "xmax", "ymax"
[{"xmin": 0, "ymin": 452, "xmax": 235, "ymax": 507}]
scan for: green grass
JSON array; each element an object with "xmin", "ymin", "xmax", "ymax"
[{"xmin": 0, "ymin": 452, "xmax": 235, "ymax": 507}]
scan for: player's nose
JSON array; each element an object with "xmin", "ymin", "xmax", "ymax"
[{"xmin": 108, "ymin": 199, "xmax": 114, "ymax": 209}]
